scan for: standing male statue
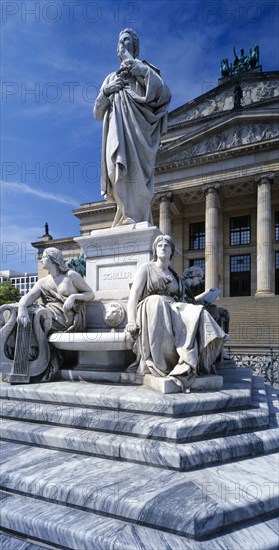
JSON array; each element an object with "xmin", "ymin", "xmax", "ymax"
[{"xmin": 94, "ymin": 28, "xmax": 171, "ymax": 227}]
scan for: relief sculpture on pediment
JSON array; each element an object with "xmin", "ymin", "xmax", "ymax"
[
  {"xmin": 169, "ymin": 91, "xmax": 232, "ymax": 125},
  {"xmin": 230, "ymin": 126, "xmax": 242, "ymax": 147},
  {"xmin": 205, "ymin": 137, "xmax": 215, "ymax": 153},
  {"xmin": 216, "ymin": 132, "xmax": 227, "ymax": 150},
  {"xmin": 170, "ymin": 78, "xmax": 278, "ymax": 128},
  {"xmin": 242, "ymin": 80, "xmax": 279, "ymax": 105},
  {"xmin": 245, "ymin": 125, "xmax": 257, "ymax": 143},
  {"xmin": 255, "ymin": 81, "xmax": 278, "ymax": 99},
  {"xmin": 201, "ymin": 95, "xmax": 227, "ymax": 116},
  {"xmin": 158, "ymin": 122, "xmax": 278, "ymax": 166},
  {"xmin": 260, "ymin": 125, "xmax": 279, "ymax": 140}
]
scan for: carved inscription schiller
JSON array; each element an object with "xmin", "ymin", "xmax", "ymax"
[{"xmin": 98, "ymin": 264, "xmax": 137, "ymax": 290}]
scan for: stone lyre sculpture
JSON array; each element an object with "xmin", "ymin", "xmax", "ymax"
[
  {"xmin": 93, "ymin": 28, "xmax": 171, "ymax": 227},
  {"xmin": 125, "ymin": 235, "xmax": 227, "ymax": 392},
  {"xmin": 0, "ymin": 248, "xmax": 94, "ymax": 384}
]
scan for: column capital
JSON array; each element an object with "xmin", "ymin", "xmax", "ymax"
[
  {"xmin": 202, "ymin": 183, "xmax": 221, "ymax": 195},
  {"xmin": 158, "ymin": 191, "xmax": 172, "ymax": 202},
  {"xmin": 255, "ymin": 172, "xmax": 275, "ymax": 187}
]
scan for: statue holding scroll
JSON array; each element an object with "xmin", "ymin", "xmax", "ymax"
[{"xmin": 94, "ymin": 28, "xmax": 171, "ymax": 227}]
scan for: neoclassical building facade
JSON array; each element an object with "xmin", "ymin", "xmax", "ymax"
[{"xmin": 33, "ymin": 68, "xmax": 279, "ymax": 299}]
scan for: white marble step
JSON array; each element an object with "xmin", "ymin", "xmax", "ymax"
[
  {"xmin": 1, "ymin": 441, "xmax": 278, "ymax": 538},
  {"xmin": 0, "ymin": 532, "xmax": 52, "ymax": 550},
  {"xmin": 0, "ymin": 367, "xmax": 253, "ymax": 416},
  {"xmin": 1, "ymin": 418, "xmax": 278, "ymax": 470},
  {"xmin": 0, "ymin": 382, "xmax": 268, "ymax": 442},
  {"xmin": 0, "ymin": 374, "xmax": 267, "ymax": 443},
  {"xmin": 1, "ymin": 491, "xmax": 278, "ymax": 550}
]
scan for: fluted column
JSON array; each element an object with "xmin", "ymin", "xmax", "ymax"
[
  {"xmin": 255, "ymin": 173, "xmax": 274, "ymax": 296},
  {"xmin": 159, "ymin": 192, "xmax": 172, "ymax": 235},
  {"xmin": 203, "ymin": 183, "xmax": 220, "ymax": 289}
]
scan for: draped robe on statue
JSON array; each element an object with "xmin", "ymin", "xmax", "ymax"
[
  {"xmin": 28, "ymin": 277, "xmax": 86, "ymax": 381},
  {"xmin": 132, "ymin": 263, "xmax": 226, "ymax": 379},
  {"xmin": 37, "ymin": 277, "xmax": 86, "ymax": 333},
  {"xmin": 94, "ymin": 60, "xmax": 171, "ymax": 226}
]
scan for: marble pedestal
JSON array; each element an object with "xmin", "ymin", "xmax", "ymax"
[
  {"xmin": 75, "ymin": 222, "xmax": 161, "ymax": 305},
  {"xmin": 54, "ymin": 223, "xmax": 161, "ymax": 372}
]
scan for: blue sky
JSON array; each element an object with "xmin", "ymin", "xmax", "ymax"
[{"xmin": 1, "ymin": 0, "xmax": 278, "ymax": 273}]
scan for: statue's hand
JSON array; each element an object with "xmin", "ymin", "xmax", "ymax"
[
  {"xmin": 121, "ymin": 59, "xmax": 134, "ymax": 70},
  {"xmin": 17, "ymin": 306, "xmax": 30, "ymax": 327},
  {"xmin": 103, "ymin": 77, "xmax": 127, "ymax": 97},
  {"xmin": 119, "ymin": 47, "xmax": 134, "ymax": 62},
  {"xmin": 128, "ymin": 60, "xmax": 147, "ymax": 77},
  {"xmin": 63, "ymin": 295, "xmax": 76, "ymax": 312},
  {"xmin": 125, "ymin": 322, "xmax": 140, "ymax": 338}
]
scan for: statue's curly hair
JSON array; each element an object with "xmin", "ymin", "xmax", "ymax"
[{"xmin": 117, "ymin": 28, "xmax": 139, "ymax": 59}]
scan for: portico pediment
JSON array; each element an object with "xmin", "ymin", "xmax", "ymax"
[
  {"xmin": 156, "ymin": 109, "xmax": 279, "ymax": 169},
  {"xmin": 168, "ymin": 72, "xmax": 279, "ymax": 129}
]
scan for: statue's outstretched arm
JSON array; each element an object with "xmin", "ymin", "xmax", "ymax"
[{"xmin": 63, "ymin": 271, "xmax": 94, "ymax": 312}]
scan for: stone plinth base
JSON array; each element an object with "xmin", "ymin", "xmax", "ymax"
[
  {"xmin": 144, "ymin": 374, "xmax": 223, "ymax": 394},
  {"xmin": 60, "ymin": 367, "xmax": 143, "ymax": 385},
  {"xmin": 59, "ymin": 369, "xmax": 223, "ymax": 393},
  {"xmin": 255, "ymin": 291, "xmax": 275, "ymax": 297},
  {"xmin": 75, "ymin": 222, "xmax": 161, "ymax": 303}
]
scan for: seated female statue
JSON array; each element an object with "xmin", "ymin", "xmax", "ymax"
[
  {"xmin": 18, "ymin": 247, "xmax": 94, "ymax": 332},
  {"xmin": 15, "ymin": 247, "xmax": 94, "ymax": 381},
  {"xmin": 125, "ymin": 235, "xmax": 226, "ymax": 391}
]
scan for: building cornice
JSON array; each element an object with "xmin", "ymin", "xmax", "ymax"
[
  {"xmin": 73, "ymin": 201, "xmax": 116, "ymax": 219},
  {"xmin": 32, "ymin": 236, "xmax": 78, "ymax": 249}
]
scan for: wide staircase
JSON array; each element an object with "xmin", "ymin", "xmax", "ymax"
[
  {"xmin": 0, "ymin": 365, "xmax": 278, "ymax": 549},
  {"xmin": 218, "ymin": 295, "xmax": 279, "ymax": 349}
]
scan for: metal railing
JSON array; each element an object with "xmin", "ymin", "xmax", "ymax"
[{"xmin": 225, "ymin": 345, "xmax": 279, "ymax": 387}]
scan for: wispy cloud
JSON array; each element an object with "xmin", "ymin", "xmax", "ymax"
[
  {"xmin": 1, "ymin": 181, "xmax": 79, "ymax": 207},
  {"xmin": 0, "ymin": 216, "xmax": 40, "ymax": 272}
]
